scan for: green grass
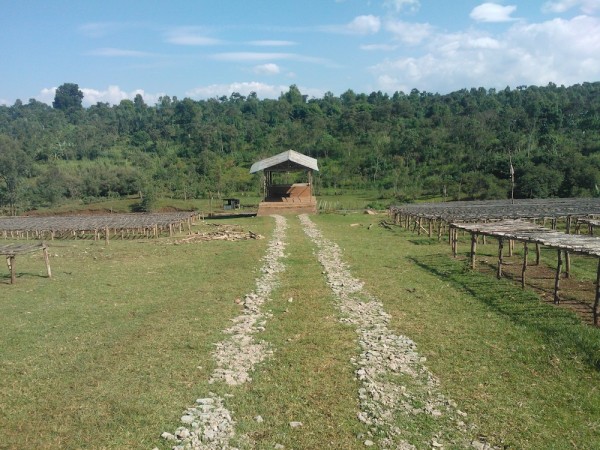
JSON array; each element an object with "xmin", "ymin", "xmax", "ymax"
[
  {"xmin": 0, "ymin": 217, "xmax": 272, "ymax": 449},
  {"xmin": 314, "ymin": 212, "xmax": 600, "ymax": 448},
  {"xmin": 225, "ymin": 217, "xmax": 366, "ymax": 449},
  {"xmin": 2, "ymin": 211, "xmax": 600, "ymax": 448}
]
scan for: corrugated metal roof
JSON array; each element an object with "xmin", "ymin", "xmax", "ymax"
[{"xmin": 249, "ymin": 150, "xmax": 319, "ymax": 173}]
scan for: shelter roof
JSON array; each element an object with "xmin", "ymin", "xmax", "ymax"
[{"xmin": 250, "ymin": 150, "xmax": 319, "ymax": 173}]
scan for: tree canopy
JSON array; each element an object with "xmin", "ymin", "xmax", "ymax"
[
  {"xmin": 52, "ymin": 83, "xmax": 84, "ymax": 114},
  {"xmin": 1, "ymin": 82, "xmax": 599, "ymax": 213}
]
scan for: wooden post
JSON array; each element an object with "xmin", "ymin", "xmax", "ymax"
[
  {"xmin": 105, "ymin": 226, "xmax": 110, "ymax": 245},
  {"xmin": 417, "ymin": 217, "xmax": 422, "ymax": 235},
  {"xmin": 428, "ymin": 219, "xmax": 433, "ymax": 237},
  {"xmin": 521, "ymin": 242, "xmax": 528, "ymax": 289},
  {"xmin": 42, "ymin": 245, "xmax": 52, "ymax": 278},
  {"xmin": 508, "ymin": 239, "xmax": 514, "ymax": 257},
  {"xmin": 554, "ymin": 249, "xmax": 563, "ymax": 304},
  {"xmin": 470, "ymin": 233, "xmax": 477, "ymax": 269},
  {"xmin": 9, "ymin": 255, "xmax": 16, "ymax": 284},
  {"xmin": 594, "ymin": 258, "xmax": 600, "ymax": 326},
  {"xmin": 564, "ymin": 217, "xmax": 571, "ymax": 278},
  {"xmin": 564, "ymin": 250, "xmax": 571, "ymax": 279},
  {"xmin": 535, "ymin": 243, "xmax": 541, "ymax": 265},
  {"xmin": 437, "ymin": 220, "xmax": 442, "ymax": 241},
  {"xmin": 452, "ymin": 227, "xmax": 458, "ymax": 258},
  {"xmin": 497, "ymin": 238, "xmax": 504, "ymax": 279}
]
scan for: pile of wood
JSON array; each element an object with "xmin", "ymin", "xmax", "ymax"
[{"xmin": 173, "ymin": 224, "xmax": 263, "ymax": 244}]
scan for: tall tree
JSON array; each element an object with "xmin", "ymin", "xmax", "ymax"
[
  {"xmin": 52, "ymin": 83, "xmax": 84, "ymax": 113},
  {"xmin": 0, "ymin": 134, "xmax": 29, "ymax": 214}
]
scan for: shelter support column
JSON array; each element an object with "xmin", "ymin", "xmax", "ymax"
[
  {"xmin": 470, "ymin": 233, "xmax": 477, "ymax": 269},
  {"xmin": 554, "ymin": 249, "xmax": 563, "ymax": 304},
  {"xmin": 521, "ymin": 242, "xmax": 528, "ymax": 289},
  {"xmin": 43, "ymin": 245, "xmax": 52, "ymax": 278},
  {"xmin": 7, "ymin": 255, "xmax": 15, "ymax": 284},
  {"xmin": 497, "ymin": 238, "xmax": 504, "ymax": 279},
  {"xmin": 594, "ymin": 258, "xmax": 600, "ymax": 326}
]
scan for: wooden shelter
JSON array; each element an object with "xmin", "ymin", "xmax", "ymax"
[{"xmin": 250, "ymin": 150, "xmax": 319, "ymax": 216}]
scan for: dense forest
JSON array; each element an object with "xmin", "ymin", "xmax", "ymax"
[{"xmin": 1, "ymin": 81, "xmax": 599, "ymax": 214}]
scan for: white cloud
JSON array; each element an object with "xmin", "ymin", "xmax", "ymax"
[
  {"xmin": 347, "ymin": 15, "xmax": 381, "ymax": 34},
  {"xmin": 165, "ymin": 27, "xmax": 221, "ymax": 46},
  {"xmin": 81, "ymin": 86, "xmax": 165, "ymax": 106},
  {"xmin": 370, "ymin": 14, "xmax": 600, "ymax": 93},
  {"xmin": 87, "ymin": 48, "xmax": 154, "ymax": 57},
  {"xmin": 383, "ymin": 0, "xmax": 420, "ymax": 14},
  {"xmin": 212, "ymin": 52, "xmax": 292, "ymax": 62},
  {"xmin": 360, "ymin": 43, "xmax": 399, "ymax": 51},
  {"xmin": 470, "ymin": 3, "xmax": 518, "ymax": 22},
  {"xmin": 78, "ymin": 22, "xmax": 122, "ymax": 38},
  {"xmin": 253, "ymin": 63, "xmax": 281, "ymax": 75},
  {"xmin": 211, "ymin": 52, "xmax": 333, "ymax": 66},
  {"xmin": 186, "ymin": 82, "xmax": 323, "ymax": 99},
  {"xmin": 385, "ymin": 19, "xmax": 434, "ymax": 44},
  {"xmin": 248, "ymin": 40, "xmax": 296, "ymax": 46},
  {"xmin": 0, "ymin": 98, "xmax": 9, "ymax": 106},
  {"xmin": 542, "ymin": 0, "xmax": 600, "ymax": 14},
  {"xmin": 37, "ymin": 87, "xmax": 57, "ymax": 105},
  {"xmin": 35, "ymin": 85, "xmax": 165, "ymax": 107},
  {"xmin": 320, "ymin": 15, "xmax": 381, "ymax": 35}
]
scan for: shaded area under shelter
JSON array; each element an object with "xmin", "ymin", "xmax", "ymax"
[{"xmin": 250, "ymin": 150, "xmax": 319, "ymax": 216}]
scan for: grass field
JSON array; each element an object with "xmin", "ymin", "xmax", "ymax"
[{"xmin": 1, "ymin": 212, "xmax": 600, "ymax": 449}]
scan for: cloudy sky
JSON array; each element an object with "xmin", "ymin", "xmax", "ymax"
[{"xmin": 1, "ymin": 0, "xmax": 599, "ymax": 106}]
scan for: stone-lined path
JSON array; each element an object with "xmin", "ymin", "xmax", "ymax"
[
  {"xmin": 160, "ymin": 214, "xmax": 492, "ymax": 449},
  {"xmin": 161, "ymin": 215, "xmax": 288, "ymax": 450},
  {"xmin": 299, "ymin": 214, "xmax": 492, "ymax": 449}
]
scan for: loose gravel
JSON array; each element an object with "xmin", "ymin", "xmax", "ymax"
[
  {"xmin": 160, "ymin": 215, "xmax": 288, "ymax": 450},
  {"xmin": 299, "ymin": 214, "xmax": 493, "ymax": 449},
  {"xmin": 159, "ymin": 214, "xmax": 495, "ymax": 449}
]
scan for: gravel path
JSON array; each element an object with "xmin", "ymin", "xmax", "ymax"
[
  {"xmin": 160, "ymin": 215, "xmax": 288, "ymax": 450},
  {"xmin": 299, "ymin": 214, "xmax": 492, "ymax": 449},
  {"xmin": 159, "ymin": 214, "xmax": 494, "ymax": 449}
]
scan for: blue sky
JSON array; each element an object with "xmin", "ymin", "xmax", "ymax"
[{"xmin": 1, "ymin": 0, "xmax": 599, "ymax": 106}]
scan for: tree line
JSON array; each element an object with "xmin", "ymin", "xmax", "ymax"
[{"xmin": 1, "ymin": 81, "xmax": 599, "ymax": 213}]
